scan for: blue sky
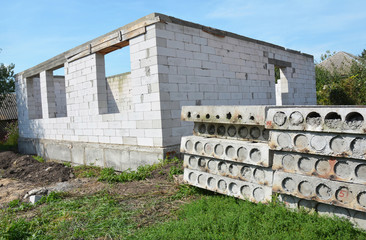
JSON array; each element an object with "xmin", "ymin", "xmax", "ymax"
[{"xmin": 1, "ymin": 0, "xmax": 366, "ymax": 76}]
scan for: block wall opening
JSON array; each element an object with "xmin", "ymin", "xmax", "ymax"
[
  {"xmin": 26, "ymin": 76, "xmax": 43, "ymax": 119},
  {"xmin": 100, "ymin": 42, "xmax": 132, "ymax": 114}
]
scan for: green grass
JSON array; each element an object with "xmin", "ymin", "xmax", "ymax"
[
  {"xmin": 98, "ymin": 157, "xmax": 182, "ymax": 183},
  {"xmin": 1, "ymin": 189, "xmax": 365, "ymax": 239},
  {"xmin": 0, "ymin": 192, "xmax": 137, "ymax": 240},
  {"xmin": 132, "ymin": 195, "xmax": 366, "ymax": 240},
  {"xmin": 73, "ymin": 165, "xmax": 103, "ymax": 178},
  {"xmin": 32, "ymin": 155, "xmax": 45, "ymax": 163}
]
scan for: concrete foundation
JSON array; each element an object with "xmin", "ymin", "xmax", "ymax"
[{"xmin": 19, "ymin": 137, "xmax": 177, "ymax": 171}]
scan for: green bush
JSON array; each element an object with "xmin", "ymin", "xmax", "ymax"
[
  {"xmin": 3, "ymin": 121, "xmax": 18, "ymax": 147},
  {"xmin": 316, "ymin": 50, "xmax": 366, "ymax": 105}
]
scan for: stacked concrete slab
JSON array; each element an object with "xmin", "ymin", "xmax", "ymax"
[
  {"xmin": 181, "ymin": 105, "xmax": 366, "ymax": 230},
  {"xmin": 267, "ymin": 106, "xmax": 366, "ymax": 229},
  {"xmin": 181, "ymin": 106, "xmax": 273, "ymax": 203}
]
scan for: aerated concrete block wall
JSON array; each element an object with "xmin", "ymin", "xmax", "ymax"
[
  {"xmin": 154, "ymin": 18, "xmax": 316, "ymax": 146},
  {"xmin": 181, "ymin": 105, "xmax": 366, "ymax": 230},
  {"xmin": 16, "ymin": 13, "xmax": 315, "ymax": 171}
]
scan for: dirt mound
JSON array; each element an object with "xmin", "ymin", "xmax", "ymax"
[{"xmin": 0, "ymin": 151, "xmax": 74, "ymax": 185}]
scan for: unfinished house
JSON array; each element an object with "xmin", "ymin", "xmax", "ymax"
[{"xmin": 15, "ymin": 13, "xmax": 316, "ymax": 170}]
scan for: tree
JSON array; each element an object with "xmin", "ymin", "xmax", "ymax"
[
  {"xmin": 0, "ymin": 63, "xmax": 15, "ymax": 101},
  {"xmin": 360, "ymin": 49, "xmax": 366, "ymax": 60},
  {"xmin": 0, "ymin": 48, "xmax": 15, "ymax": 103},
  {"xmin": 316, "ymin": 50, "xmax": 366, "ymax": 105}
]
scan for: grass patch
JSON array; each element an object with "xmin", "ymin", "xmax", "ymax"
[
  {"xmin": 131, "ymin": 195, "xmax": 366, "ymax": 240},
  {"xmin": 32, "ymin": 155, "xmax": 45, "ymax": 163},
  {"xmin": 73, "ymin": 165, "xmax": 103, "ymax": 178},
  {"xmin": 98, "ymin": 157, "xmax": 182, "ymax": 183},
  {"xmin": 0, "ymin": 192, "xmax": 137, "ymax": 239}
]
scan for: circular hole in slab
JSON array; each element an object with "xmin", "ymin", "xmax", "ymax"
[
  {"xmin": 204, "ymin": 143, "xmax": 214, "ymax": 155},
  {"xmin": 330, "ymin": 136, "xmax": 347, "ymax": 153},
  {"xmin": 214, "ymin": 144, "xmax": 224, "ymax": 156},
  {"xmin": 345, "ymin": 112, "xmax": 364, "ymax": 129},
  {"xmin": 273, "ymin": 111, "xmax": 287, "ymax": 126},
  {"xmin": 226, "ymin": 146, "xmax": 236, "ymax": 158},
  {"xmin": 249, "ymin": 148, "xmax": 261, "ymax": 162},
  {"xmin": 226, "ymin": 112, "xmax": 232, "ymax": 119},
  {"xmin": 229, "ymin": 182, "xmax": 239, "ymax": 194},
  {"xmin": 238, "ymin": 127, "xmax": 248, "ymax": 138},
  {"xmin": 207, "ymin": 177, "xmax": 216, "ymax": 189},
  {"xmin": 217, "ymin": 125, "xmax": 226, "ymax": 136},
  {"xmin": 185, "ymin": 140, "xmax": 193, "ymax": 151},
  {"xmin": 228, "ymin": 164, "xmax": 239, "ymax": 176},
  {"xmin": 336, "ymin": 187, "xmax": 353, "ymax": 203},
  {"xmin": 198, "ymin": 158, "xmax": 206, "ymax": 168},
  {"xmin": 187, "ymin": 112, "xmax": 191, "ymax": 118},
  {"xmin": 240, "ymin": 166, "xmax": 252, "ymax": 180},
  {"xmin": 227, "ymin": 125, "xmax": 237, "ymax": 137},
  {"xmin": 250, "ymin": 127, "xmax": 261, "ymax": 139},
  {"xmin": 218, "ymin": 161, "xmax": 228, "ymax": 174},
  {"xmin": 350, "ymin": 137, "xmax": 366, "ymax": 156},
  {"xmin": 294, "ymin": 134, "xmax": 309, "ymax": 149},
  {"xmin": 316, "ymin": 184, "xmax": 332, "ymax": 200},
  {"xmin": 315, "ymin": 159, "xmax": 331, "ymax": 175},
  {"xmin": 298, "ymin": 157, "xmax": 313, "ymax": 173},
  {"xmin": 197, "ymin": 174, "xmax": 207, "ymax": 187},
  {"xmin": 334, "ymin": 162, "xmax": 351, "ymax": 179},
  {"xmin": 206, "ymin": 114, "xmax": 210, "ymax": 119},
  {"xmin": 188, "ymin": 156, "xmax": 198, "ymax": 169},
  {"xmin": 196, "ymin": 114, "xmax": 200, "ymax": 119},
  {"xmin": 188, "ymin": 172, "xmax": 197, "ymax": 183},
  {"xmin": 216, "ymin": 115, "xmax": 220, "ymax": 119},
  {"xmin": 306, "ymin": 112, "xmax": 321, "ymax": 126},
  {"xmin": 207, "ymin": 159, "xmax": 217, "ymax": 172},
  {"xmin": 324, "ymin": 112, "xmax": 342, "ymax": 129},
  {"xmin": 195, "ymin": 142, "xmax": 203, "ymax": 153},
  {"xmin": 282, "ymin": 177, "xmax": 296, "ymax": 192},
  {"xmin": 289, "ymin": 111, "xmax": 304, "ymax": 126},
  {"xmin": 310, "ymin": 135, "xmax": 327, "ymax": 151},
  {"xmin": 237, "ymin": 147, "xmax": 248, "ymax": 161},
  {"xmin": 253, "ymin": 168, "xmax": 265, "ymax": 182},
  {"xmin": 217, "ymin": 179, "xmax": 227, "ymax": 191},
  {"xmin": 238, "ymin": 115, "xmax": 243, "ymax": 120},
  {"xmin": 207, "ymin": 125, "xmax": 215, "ymax": 135},
  {"xmin": 298, "ymin": 181, "xmax": 313, "ymax": 196},
  {"xmin": 355, "ymin": 164, "xmax": 366, "ymax": 181},
  {"xmin": 249, "ymin": 116, "xmax": 255, "ymax": 121},
  {"xmin": 277, "ymin": 133, "xmax": 292, "ymax": 148},
  {"xmin": 357, "ymin": 192, "xmax": 366, "ymax": 208},
  {"xmin": 198, "ymin": 124, "xmax": 206, "ymax": 134},
  {"xmin": 253, "ymin": 187, "xmax": 265, "ymax": 201},
  {"xmin": 241, "ymin": 185, "xmax": 251, "ymax": 198},
  {"xmin": 282, "ymin": 154, "xmax": 296, "ymax": 171}
]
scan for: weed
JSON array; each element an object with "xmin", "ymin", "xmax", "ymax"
[
  {"xmin": 32, "ymin": 155, "xmax": 45, "ymax": 163},
  {"xmin": 73, "ymin": 165, "xmax": 102, "ymax": 178},
  {"xmin": 63, "ymin": 162, "xmax": 72, "ymax": 167},
  {"xmin": 98, "ymin": 157, "xmax": 183, "ymax": 183},
  {"xmin": 168, "ymin": 165, "xmax": 183, "ymax": 179}
]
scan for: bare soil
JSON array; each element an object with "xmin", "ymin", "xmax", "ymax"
[
  {"xmin": 0, "ymin": 151, "xmax": 74, "ymax": 184},
  {"xmin": 0, "ymin": 150, "xmax": 186, "ymax": 226}
]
